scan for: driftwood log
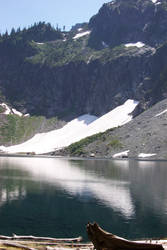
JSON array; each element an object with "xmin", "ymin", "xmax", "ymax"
[
  {"xmin": 0, "ymin": 234, "xmax": 82, "ymax": 242},
  {"xmin": 87, "ymin": 223, "xmax": 164, "ymax": 250},
  {"xmin": 3, "ymin": 241, "xmax": 36, "ymax": 250}
]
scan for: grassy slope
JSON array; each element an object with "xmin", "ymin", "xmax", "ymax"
[
  {"xmin": 57, "ymin": 128, "xmax": 123, "ymax": 157},
  {"xmin": 0, "ymin": 114, "xmax": 65, "ymax": 146}
]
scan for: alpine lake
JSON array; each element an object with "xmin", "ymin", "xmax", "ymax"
[{"xmin": 0, "ymin": 156, "xmax": 167, "ymax": 241}]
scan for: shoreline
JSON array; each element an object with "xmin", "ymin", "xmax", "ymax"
[{"xmin": 0, "ymin": 152, "xmax": 167, "ymax": 162}]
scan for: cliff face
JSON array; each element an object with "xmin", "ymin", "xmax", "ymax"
[
  {"xmin": 0, "ymin": 0, "xmax": 167, "ymax": 122},
  {"xmin": 0, "ymin": 45, "xmax": 156, "ymax": 119},
  {"xmin": 88, "ymin": 0, "xmax": 167, "ymax": 49}
]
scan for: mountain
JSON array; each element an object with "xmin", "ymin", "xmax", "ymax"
[
  {"xmin": 88, "ymin": 0, "xmax": 167, "ymax": 49},
  {"xmin": 0, "ymin": 0, "xmax": 167, "ymax": 156}
]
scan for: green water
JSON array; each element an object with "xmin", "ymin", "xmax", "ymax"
[{"xmin": 0, "ymin": 156, "xmax": 167, "ymax": 241}]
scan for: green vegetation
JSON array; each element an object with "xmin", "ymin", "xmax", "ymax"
[
  {"xmin": 67, "ymin": 128, "xmax": 119, "ymax": 156},
  {"xmin": 26, "ymin": 29, "xmax": 130, "ymax": 67},
  {"xmin": 0, "ymin": 115, "xmax": 59, "ymax": 145},
  {"xmin": 27, "ymin": 35, "xmax": 94, "ymax": 67},
  {"xmin": 0, "ymin": 22, "xmax": 63, "ymax": 44},
  {"xmin": 107, "ymin": 138, "xmax": 123, "ymax": 149},
  {"xmin": 67, "ymin": 132, "xmax": 106, "ymax": 155},
  {"xmin": 0, "ymin": 106, "xmax": 5, "ymax": 113}
]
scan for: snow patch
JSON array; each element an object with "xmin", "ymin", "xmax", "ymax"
[
  {"xmin": 151, "ymin": 0, "xmax": 161, "ymax": 4},
  {"xmin": 112, "ymin": 150, "xmax": 129, "ymax": 158},
  {"xmin": 125, "ymin": 42, "xmax": 145, "ymax": 48},
  {"xmin": 73, "ymin": 30, "xmax": 91, "ymax": 40},
  {"xmin": 24, "ymin": 113, "xmax": 30, "ymax": 117},
  {"xmin": 138, "ymin": 153, "xmax": 157, "ymax": 158},
  {"xmin": 0, "ymin": 99, "xmax": 138, "ymax": 154},
  {"xmin": 0, "ymin": 103, "xmax": 11, "ymax": 114},
  {"xmin": 12, "ymin": 108, "xmax": 23, "ymax": 117},
  {"xmin": 155, "ymin": 109, "xmax": 167, "ymax": 117},
  {"xmin": 0, "ymin": 103, "xmax": 24, "ymax": 116},
  {"xmin": 102, "ymin": 41, "xmax": 109, "ymax": 48},
  {"xmin": 0, "ymin": 103, "xmax": 23, "ymax": 116}
]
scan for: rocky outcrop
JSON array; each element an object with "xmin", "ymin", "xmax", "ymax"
[
  {"xmin": 59, "ymin": 98, "xmax": 167, "ymax": 159},
  {"xmin": 88, "ymin": 0, "xmax": 167, "ymax": 49}
]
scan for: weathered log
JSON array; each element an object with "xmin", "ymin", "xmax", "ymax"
[
  {"xmin": 3, "ymin": 242, "xmax": 36, "ymax": 250},
  {"xmin": 87, "ymin": 222, "xmax": 164, "ymax": 250},
  {"xmin": 0, "ymin": 234, "xmax": 82, "ymax": 242},
  {"xmin": 2, "ymin": 241, "xmax": 93, "ymax": 247}
]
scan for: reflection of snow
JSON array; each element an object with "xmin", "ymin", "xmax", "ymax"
[
  {"xmin": 0, "ymin": 157, "xmax": 134, "ymax": 218},
  {"xmin": 0, "ymin": 187, "xmax": 26, "ymax": 207},
  {"xmin": 137, "ymin": 161, "xmax": 156, "ymax": 168}
]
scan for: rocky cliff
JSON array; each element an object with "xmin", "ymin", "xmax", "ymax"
[{"xmin": 88, "ymin": 0, "xmax": 167, "ymax": 49}]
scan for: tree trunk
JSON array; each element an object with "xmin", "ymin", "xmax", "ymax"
[{"xmin": 87, "ymin": 223, "xmax": 164, "ymax": 250}]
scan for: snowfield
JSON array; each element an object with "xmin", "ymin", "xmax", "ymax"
[
  {"xmin": 112, "ymin": 150, "xmax": 130, "ymax": 158},
  {"xmin": 0, "ymin": 99, "xmax": 138, "ymax": 154},
  {"xmin": 125, "ymin": 42, "xmax": 145, "ymax": 48},
  {"xmin": 155, "ymin": 109, "xmax": 167, "ymax": 117},
  {"xmin": 73, "ymin": 30, "xmax": 91, "ymax": 40},
  {"xmin": 138, "ymin": 153, "xmax": 157, "ymax": 158}
]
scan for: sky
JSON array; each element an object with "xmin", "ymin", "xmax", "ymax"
[{"xmin": 0, "ymin": 0, "xmax": 110, "ymax": 34}]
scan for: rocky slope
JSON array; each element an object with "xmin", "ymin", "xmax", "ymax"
[{"xmin": 59, "ymin": 98, "xmax": 167, "ymax": 159}]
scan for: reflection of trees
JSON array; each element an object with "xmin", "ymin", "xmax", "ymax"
[
  {"xmin": 128, "ymin": 159, "xmax": 167, "ymax": 239},
  {"xmin": 129, "ymin": 160, "xmax": 167, "ymax": 214},
  {"xmin": 0, "ymin": 158, "xmax": 37, "ymax": 207},
  {"xmin": 0, "ymin": 185, "xmax": 26, "ymax": 207},
  {"xmin": 72, "ymin": 159, "xmax": 130, "ymax": 182}
]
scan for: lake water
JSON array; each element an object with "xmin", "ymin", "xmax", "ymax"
[{"xmin": 0, "ymin": 156, "xmax": 167, "ymax": 241}]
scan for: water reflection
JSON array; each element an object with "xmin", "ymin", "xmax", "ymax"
[
  {"xmin": 0, "ymin": 157, "xmax": 134, "ymax": 218},
  {"xmin": 130, "ymin": 160, "xmax": 167, "ymax": 218},
  {"xmin": 0, "ymin": 157, "xmax": 167, "ymax": 239},
  {"xmin": 0, "ymin": 187, "xmax": 26, "ymax": 206}
]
